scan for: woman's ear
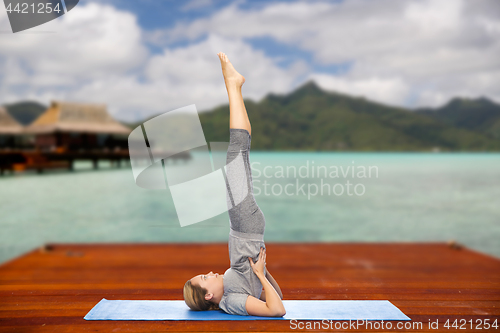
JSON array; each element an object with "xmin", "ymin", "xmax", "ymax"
[{"xmin": 205, "ymin": 293, "xmax": 213, "ymax": 301}]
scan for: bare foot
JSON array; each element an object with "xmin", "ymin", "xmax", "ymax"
[{"xmin": 218, "ymin": 52, "xmax": 245, "ymax": 88}]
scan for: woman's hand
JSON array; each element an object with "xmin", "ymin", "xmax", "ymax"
[
  {"xmin": 246, "ymin": 248, "xmax": 286, "ymax": 317},
  {"xmin": 248, "ymin": 247, "xmax": 266, "ymax": 278}
]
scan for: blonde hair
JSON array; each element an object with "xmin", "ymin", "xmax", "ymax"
[{"xmin": 183, "ymin": 280, "xmax": 220, "ymax": 311}]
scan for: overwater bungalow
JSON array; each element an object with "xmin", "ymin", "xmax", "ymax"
[
  {"xmin": 23, "ymin": 101, "xmax": 131, "ymax": 152},
  {"xmin": 1, "ymin": 101, "xmax": 189, "ymax": 174}
]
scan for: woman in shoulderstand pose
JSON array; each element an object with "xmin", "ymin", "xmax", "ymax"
[{"xmin": 183, "ymin": 52, "xmax": 285, "ymax": 317}]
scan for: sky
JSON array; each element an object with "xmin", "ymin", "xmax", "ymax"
[{"xmin": 0, "ymin": 0, "xmax": 499, "ymax": 122}]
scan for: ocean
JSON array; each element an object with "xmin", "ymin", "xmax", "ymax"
[{"xmin": 1, "ymin": 152, "xmax": 499, "ymax": 264}]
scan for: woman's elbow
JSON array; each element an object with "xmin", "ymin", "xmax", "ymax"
[
  {"xmin": 265, "ymin": 304, "xmax": 286, "ymax": 317},
  {"xmin": 275, "ymin": 308, "xmax": 286, "ymax": 317},
  {"xmin": 272, "ymin": 305, "xmax": 286, "ymax": 317}
]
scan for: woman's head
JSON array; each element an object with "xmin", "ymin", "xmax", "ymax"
[{"xmin": 183, "ymin": 271, "xmax": 224, "ymax": 311}]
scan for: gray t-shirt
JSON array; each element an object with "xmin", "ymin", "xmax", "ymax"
[{"xmin": 219, "ymin": 229, "xmax": 266, "ymax": 316}]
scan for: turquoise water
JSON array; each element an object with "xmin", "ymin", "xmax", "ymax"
[{"xmin": 1, "ymin": 152, "xmax": 499, "ymax": 264}]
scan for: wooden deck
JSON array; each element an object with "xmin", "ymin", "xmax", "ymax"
[{"xmin": 0, "ymin": 242, "xmax": 499, "ymax": 332}]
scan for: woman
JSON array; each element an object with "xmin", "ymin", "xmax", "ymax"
[{"xmin": 183, "ymin": 52, "xmax": 285, "ymax": 317}]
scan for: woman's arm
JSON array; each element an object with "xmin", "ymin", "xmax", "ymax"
[
  {"xmin": 259, "ymin": 270, "xmax": 283, "ymax": 301},
  {"xmin": 246, "ymin": 248, "xmax": 286, "ymax": 317},
  {"xmin": 266, "ymin": 270, "xmax": 283, "ymax": 299}
]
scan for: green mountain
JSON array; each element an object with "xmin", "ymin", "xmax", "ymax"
[
  {"xmin": 417, "ymin": 97, "xmax": 500, "ymax": 140},
  {"xmin": 199, "ymin": 81, "xmax": 500, "ymax": 151},
  {"xmin": 3, "ymin": 101, "xmax": 47, "ymax": 125}
]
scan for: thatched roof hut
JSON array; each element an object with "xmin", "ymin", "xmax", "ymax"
[
  {"xmin": 24, "ymin": 101, "xmax": 130, "ymax": 134},
  {"xmin": 0, "ymin": 107, "xmax": 24, "ymax": 134}
]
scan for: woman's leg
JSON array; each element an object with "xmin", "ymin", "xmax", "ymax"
[
  {"xmin": 219, "ymin": 52, "xmax": 265, "ymax": 236},
  {"xmin": 217, "ymin": 52, "xmax": 251, "ymax": 135}
]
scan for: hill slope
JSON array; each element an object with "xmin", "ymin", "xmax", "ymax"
[
  {"xmin": 3, "ymin": 101, "xmax": 47, "ymax": 125},
  {"xmin": 417, "ymin": 97, "xmax": 500, "ymax": 140}
]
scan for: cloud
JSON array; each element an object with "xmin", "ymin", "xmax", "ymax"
[
  {"xmin": 0, "ymin": 3, "xmax": 147, "ymax": 81},
  {"xmin": 0, "ymin": 2, "xmax": 151, "ymax": 118},
  {"xmin": 78, "ymin": 33, "xmax": 308, "ymax": 121},
  {"xmin": 0, "ymin": 2, "xmax": 309, "ymax": 122},
  {"xmin": 309, "ymin": 74, "xmax": 411, "ymax": 107},
  {"xmin": 180, "ymin": 0, "xmax": 214, "ymax": 12},
  {"xmin": 150, "ymin": 0, "xmax": 500, "ymax": 107}
]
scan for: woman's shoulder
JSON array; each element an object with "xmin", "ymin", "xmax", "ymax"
[{"xmin": 219, "ymin": 292, "xmax": 250, "ymax": 316}]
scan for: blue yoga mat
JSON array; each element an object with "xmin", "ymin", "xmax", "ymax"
[{"xmin": 84, "ymin": 298, "xmax": 411, "ymax": 321}]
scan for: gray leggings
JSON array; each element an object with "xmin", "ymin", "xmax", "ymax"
[{"xmin": 225, "ymin": 129, "xmax": 266, "ymax": 235}]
